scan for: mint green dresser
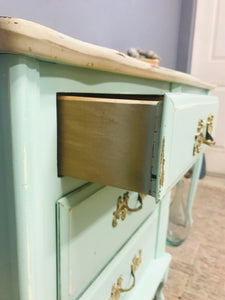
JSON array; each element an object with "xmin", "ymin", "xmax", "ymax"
[{"xmin": 0, "ymin": 18, "xmax": 218, "ymax": 300}]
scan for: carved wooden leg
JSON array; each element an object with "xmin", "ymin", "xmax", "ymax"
[
  {"xmin": 186, "ymin": 154, "xmax": 204, "ymax": 226},
  {"xmin": 167, "ymin": 154, "xmax": 204, "ymax": 246},
  {"xmin": 153, "ymin": 282, "xmax": 165, "ymax": 300},
  {"xmin": 166, "ymin": 178, "xmax": 189, "ymax": 246},
  {"xmin": 153, "ymin": 267, "xmax": 169, "ymax": 300}
]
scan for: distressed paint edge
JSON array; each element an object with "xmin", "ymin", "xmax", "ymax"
[{"xmin": 0, "ymin": 17, "xmax": 215, "ymax": 89}]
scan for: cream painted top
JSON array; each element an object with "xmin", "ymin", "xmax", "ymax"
[{"xmin": 0, "ymin": 17, "xmax": 214, "ymax": 89}]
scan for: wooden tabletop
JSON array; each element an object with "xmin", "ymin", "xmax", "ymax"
[{"xmin": 0, "ymin": 17, "xmax": 215, "ymax": 89}]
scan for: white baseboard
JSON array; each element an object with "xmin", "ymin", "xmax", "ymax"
[{"xmin": 205, "ymin": 146, "xmax": 225, "ymax": 177}]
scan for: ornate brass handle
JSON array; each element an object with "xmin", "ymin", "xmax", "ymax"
[
  {"xmin": 193, "ymin": 114, "xmax": 215, "ymax": 156},
  {"xmin": 203, "ymin": 138, "xmax": 215, "ymax": 146},
  {"xmin": 204, "ymin": 114, "xmax": 215, "ymax": 146},
  {"xmin": 112, "ymin": 192, "xmax": 146, "ymax": 227},
  {"xmin": 109, "ymin": 250, "xmax": 142, "ymax": 300}
]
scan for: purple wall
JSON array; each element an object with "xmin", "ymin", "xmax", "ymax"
[{"xmin": 1, "ymin": 0, "xmax": 183, "ymax": 69}]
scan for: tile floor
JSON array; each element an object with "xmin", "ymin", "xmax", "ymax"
[{"xmin": 164, "ymin": 175, "xmax": 225, "ymax": 300}]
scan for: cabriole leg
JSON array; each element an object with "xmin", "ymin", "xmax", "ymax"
[{"xmin": 153, "ymin": 282, "xmax": 165, "ymax": 300}]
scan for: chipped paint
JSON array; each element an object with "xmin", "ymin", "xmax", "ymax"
[
  {"xmin": 23, "ymin": 146, "xmax": 28, "ymax": 190},
  {"xmin": 159, "ymin": 137, "xmax": 165, "ymax": 186},
  {"xmin": 116, "ymin": 51, "xmax": 126, "ymax": 57},
  {"xmin": 69, "ymin": 268, "xmax": 73, "ymax": 295},
  {"xmin": 69, "ymin": 206, "xmax": 73, "ymax": 295},
  {"xmin": 26, "ymin": 217, "xmax": 33, "ymax": 300}
]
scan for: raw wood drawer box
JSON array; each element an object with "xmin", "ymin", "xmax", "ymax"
[{"xmin": 57, "ymin": 94, "xmax": 163, "ymax": 196}]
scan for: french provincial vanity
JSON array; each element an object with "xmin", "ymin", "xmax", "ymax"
[{"xmin": 0, "ymin": 18, "xmax": 218, "ymax": 300}]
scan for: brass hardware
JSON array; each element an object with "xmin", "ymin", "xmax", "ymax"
[
  {"xmin": 207, "ymin": 114, "xmax": 214, "ymax": 136},
  {"xmin": 193, "ymin": 115, "xmax": 215, "ymax": 156},
  {"xmin": 109, "ymin": 250, "xmax": 142, "ymax": 300},
  {"xmin": 205, "ymin": 114, "xmax": 215, "ymax": 146},
  {"xmin": 193, "ymin": 119, "xmax": 205, "ymax": 155},
  {"xmin": 112, "ymin": 192, "xmax": 146, "ymax": 227}
]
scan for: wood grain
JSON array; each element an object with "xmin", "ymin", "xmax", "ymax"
[
  {"xmin": 57, "ymin": 95, "xmax": 163, "ymax": 194},
  {"xmin": 0, "ymin": 17, "xmax": 214, "ymax": 89}
]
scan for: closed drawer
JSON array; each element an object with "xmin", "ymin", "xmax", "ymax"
[
  {"xmin": 153, "ymin": 93, "xmax": 219, "ymax": 199},
  {"xmin": 79, "ymin": 207, "xmax": 158, "ymax": 300},
  {"xmin": 164, "ymin": 93, "xmax": 218, "ymax": 188},
  {"xmin": 56, "ymin": 182, "xmax": 157, "ymax": 300}
]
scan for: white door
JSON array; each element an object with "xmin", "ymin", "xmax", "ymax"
[{"xmin": 191, "ymin": 0, "xmax": 225, "ymax": 176}]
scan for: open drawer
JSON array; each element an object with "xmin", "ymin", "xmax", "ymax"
[
  {"xmin": 57, "ymin": 94, "xmax": 163, "ymax": 196},
  {"xmin": 57, "ymin": 93, "xmax": 218, "ymax": 200}
]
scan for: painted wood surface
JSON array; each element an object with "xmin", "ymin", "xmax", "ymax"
[
  {"xmin": 155, "ymin": 193, "xmax": 171, "ymax": 259},
  {"xmin": 0, "ymin": 55, "xmax": 20, "ymax": 300},
  {"xmin": 0, "ymin": 17, "xmax": 214, "ymax": 89},
  {"xmin": 186, "ymin": 155, "xmax": 204, "ymax": 226},
  {"xmin": 0, "ymin": 51, "xmax": 219, "ymax": 300},
  {"xmin": 165, "ymin": 93, "xmax": 218, "ymax": 187},
  {"xmin": 129, "ymin": 254, "xmax": 171, "ymax": 300},
  {"xmin": 155, "ymin": 93, "xmax": 218, "ymax": 201},
  {"xmin": 79, "ymin": 209, "xmax": 158, "ymax": 300},
  {"xmin": 0, "ymin": 55, "xmax": 42, "ymax": 300},
  {"xmin": 57, "ymin": 183, "xmax": 157, "ymax": 299}
]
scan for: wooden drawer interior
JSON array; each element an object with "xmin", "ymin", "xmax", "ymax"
[{"xmin": 57, "ymin": 93, "xmax": 163, "ymax": 195}]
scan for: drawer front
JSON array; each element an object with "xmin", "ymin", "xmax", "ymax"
[
  {"xmin": 57, "ymin": 94, "xmax": 163, "ymax": 196},
  {"xmin": 79, "ymin": 207, "xmax": 158, "ymax": 300},
  {"xmin": 169, "ymin": 94, "xmax": 218, "ymax": 185},
  {"xmin": 57, "ymin": 183, "xmax": 157, "ymax": 300},
  {"xmin": 156, "ymin": 93, "xmax": 218, "ymax": 199}
]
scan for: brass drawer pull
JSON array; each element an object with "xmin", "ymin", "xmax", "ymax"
[
  {"xmin": 204, "ymin": 114, "xmax": 215, "ymax": 146},
  {"xmin": 112, "ymin": 192, "xmax": 146, "ymax": 227},
  {"xmin": 109, "ymin": 250, "xmax": 142, "ymax": 300},
  {"xmin": 203, "ymin": 138, "xmax": 215, "ymax": 146},
  {"xmin": 193, "ymin": 114, "xmax": 215, "ymax": 155}
]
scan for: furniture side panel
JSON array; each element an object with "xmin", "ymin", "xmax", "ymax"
[
  {"xmin": 0, "ymin": 55, "xmax": 20, "ymax": 300},
  {"xmin": 155, "ymin": 193, "xmax": 170, "ymax": 258}
]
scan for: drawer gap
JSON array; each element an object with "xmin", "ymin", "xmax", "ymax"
[{"xmin": 57, "ymin": 92, "xmax": 164, "ymax": 101}]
